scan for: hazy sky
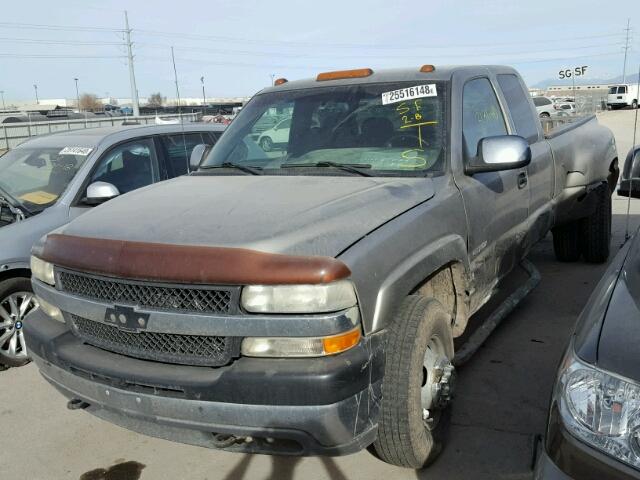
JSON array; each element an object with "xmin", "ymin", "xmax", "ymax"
[{"xmin": 1, "ymin": 0, "xmax": 638, "ymax": 102}]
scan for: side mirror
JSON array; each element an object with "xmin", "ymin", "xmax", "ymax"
[
  {"xmin": 618, "ymin": 146, "xmax": 640, "ymax": 198},
  {"xmin": 84, "ymin": 181, "xmax": 120, "ymax": 205},
  {"xmin": 189, "ymin": 143, "xmax": 211, "ymax": 172},
  {"xmin": 465, "ymin": 135, "xmax": 531, "ymax": 175}
]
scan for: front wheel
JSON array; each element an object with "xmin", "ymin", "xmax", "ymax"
[
  {"xmin": 373, "ymin": 296, "xmax": 455, "ymax": 468},
  {"xmin": 632, "ymin": 100, "xmax": 638, "ymax": 109},
  {"xmin": 539, "ymin": 112, "xmax": 551, "ymax": 118},
  {"xmin": 0, "ymin": 278, "xmax": 37, "ymax": 368}
]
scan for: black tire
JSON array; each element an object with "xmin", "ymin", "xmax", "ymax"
[
  {"xmin": 539, "ymin": 112, "xmax": 551, "ymax": 118},
  {"xmin": 0, "ymin": 277, "xmax": 34, "ymax": 368},
  {"xmin": 632, "ymin": 100, "xmax": 638, "ymax": 109},
  {"xmin": 552, "ymin": 221, "xmax": 581, "ymax": 262},
  {"xmin": 581, "ymin": 184, "xmax": 612, "ymax": 263},
  {"xmin": 259, "ymin": 136, "xmax": 273, "ymax": 152},
  {"xmin": 373, "ymin": 296, "xmax": 454, "ymax": 469}
]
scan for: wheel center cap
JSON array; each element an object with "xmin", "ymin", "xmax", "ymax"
[{"xmin": 14, "ymin": 321, "xmax": 23, "ymax": 330}]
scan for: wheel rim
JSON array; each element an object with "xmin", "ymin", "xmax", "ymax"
[
  {"xmin": 420, "ymin": 335, "xmax": 455, "ymax": 430},
  {"xmin": 261, "ymin": 138, "xmax": 272, "ymax": 151},
  {"xmin": 0, "ymin": 292, "xmax": 38, "ymax": 360}
]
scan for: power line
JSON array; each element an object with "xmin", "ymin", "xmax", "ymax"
[
  {"xmin": 0, "ymin": 21, "xmax": 123, "ymax": 32},
  {"xmin": 0, "ymin": 53, "xmax": 125, "ymax": 58},
  {"xmin": 136, "ymin": 41, "xmax": 623, "ymax": 60},
  {"xmin": 134, "ymin": 28, "xmax": 624, "ymax": 50},
  {"xmin": 0, "ymin": 36, "xmax": 124, "ymax": 46}
]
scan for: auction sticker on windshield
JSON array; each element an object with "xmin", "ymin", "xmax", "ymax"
[
  {"xmin": 382, "ymin": 84, "xmax": 437, "ymax": 105},
  {"xmin": 59, "ymin": 146, "xmax": 92, "ymax": 156}
]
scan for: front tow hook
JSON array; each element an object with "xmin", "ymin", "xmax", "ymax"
[{"xmin": 67, "ymin": 398, "xmax": 91, "ymax": 410}]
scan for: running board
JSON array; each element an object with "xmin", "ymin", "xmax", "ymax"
[{"xmin": 453, "ymin": 259, "xmax": 541, "ymax": 367}]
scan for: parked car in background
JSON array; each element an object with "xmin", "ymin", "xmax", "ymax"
[
  {"xmin": 533, "ymin": 96, "xmax": 556, "ymax": 118},
  {"xmin": 0, "ymin": 123, "xmax": 225, "ymax": 369},
  {"xmin": 555, "ymin": 102, "xmax": 577, "ymax": 116},
  {"xmin": 535, "ymin": 147, "xmax": 640, "ymax": 480},
  {"xmin": 618, "ymin": 145, "xmax": 640, "ymax": 197},
  {"xmin": 257, "ymin": 116, "xmax": 291, "ymax": 151},
  {"xmin": 25, "ymin": 65, "xmax": 618, "ymax": 469},
  {"xmin": 607, "ymin": 84, "xmax": 640, "ymax": 110}
]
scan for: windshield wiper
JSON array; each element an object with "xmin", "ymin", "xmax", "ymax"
[
  {"xmin": 282, "ymin": 161, "xmax": 373, "ymax": 177},
  {"xmin": 200, "ymin": 162, "xmax": 263, "ymax": 176},
  {"xmin": 0, "ymin": 185, "xmax": 31, "ymax": 217}
]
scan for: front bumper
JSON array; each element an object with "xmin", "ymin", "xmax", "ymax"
[{"xmin": 25, "ymin": 308, "xmax": 384, "ymax": 456}]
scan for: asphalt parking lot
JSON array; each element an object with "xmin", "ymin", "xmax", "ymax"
[{"xmin": 2, "ymin": 109, "xmax": 640, "ymax": 480}]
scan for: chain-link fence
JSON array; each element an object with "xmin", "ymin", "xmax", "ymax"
[{"xmin": 0, "ymin": 113, "xmax": 200, "ymax": 151}]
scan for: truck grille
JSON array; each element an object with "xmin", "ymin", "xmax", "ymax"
[
  {"xmin": 71, "ymin": 315, "xmax": 239, "ymax": 367},
  {"xmin": 58, "ymin": 270, "xmax": 237, "ymax": 314}
]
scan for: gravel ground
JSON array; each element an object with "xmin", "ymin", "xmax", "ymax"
[{"xmin": 1, "ymin": 109, "xmax": 639, "ymax": 480}]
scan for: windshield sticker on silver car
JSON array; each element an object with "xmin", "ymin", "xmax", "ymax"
[
  {"xmin": 59, "ymin": 146, "xmax": 93, "ymax": 156},
  {"xmin": 381, "ymin": 84, "xmax": 437, "ymax": 105}
]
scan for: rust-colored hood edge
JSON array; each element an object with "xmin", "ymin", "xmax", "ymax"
[{"xmin": 39, "ymin": 233, "xmax": 351, "ymax": 285}]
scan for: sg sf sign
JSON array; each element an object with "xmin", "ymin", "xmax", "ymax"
[{"xmin": 559, "ymin": 66, "xmax": 588, "ymax": 79}]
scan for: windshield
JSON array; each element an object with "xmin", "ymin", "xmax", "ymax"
[
  {"xmin": 201, "ymin": 81, "xmax": 447, "ymax": 175},
  {"xmin": 0, "ymin": 146, "xmax": 91, "ymax": 211}
]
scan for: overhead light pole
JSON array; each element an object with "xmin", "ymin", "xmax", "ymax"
[
  {"xmin": 270, "ymin": 74, "xmax": 276, "ymax": 86},
  {"xmin": 33, "ymin": 84, "xmax": 39, "ymax": 104},
  {"xmin": 74, "ymin": 77, "xmax": 80, "ymax": 112},
  {"xmin": 0, "ymin": 91, "xmax": 5, "ymax": 110},
  {"xmin": 201, "ymin": 76, "xmax": 206, "ymax": 106}
]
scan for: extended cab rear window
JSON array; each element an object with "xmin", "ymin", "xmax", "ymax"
[{"xmin": 201, "ymin": 81, "xmax": 447, "ymax": 175}]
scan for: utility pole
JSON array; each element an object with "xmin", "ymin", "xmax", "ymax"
[
  {"xmin": 0, "ymin": 91, "xmax": 5, "ymax": 110},
  {"xmin": 201, "ymin": 76, "xmax": 206, "ymax": 106},
  {"xmin": 171, "ymin": 47, "xmax": 183, "ymax": 123},
  {"xmin": 33, "ymin": 84, "xmax": 39, "ymax": 104},
  {"xmin": 124, "ymin": 11, "xmax": 140, "ymax": 117},
  {"xmin": 74, "ymin": 78, "xmax": 80, "ymax": 112},
  {"xmin": 622, "ymin": 18, "xmax": 632, "ymax": 84}
]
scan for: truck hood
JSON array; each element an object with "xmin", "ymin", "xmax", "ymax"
[{"xmin": 60, "ymin": 175, "xmax": 435, "ymax": 257}]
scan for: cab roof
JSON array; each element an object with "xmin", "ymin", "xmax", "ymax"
[{"xmin": 258, "ymin": 65, "xmax": 519, "ymax": 94}]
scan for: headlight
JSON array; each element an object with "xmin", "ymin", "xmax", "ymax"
[
  {"xmin": 30, "ymin": 256, "xmax": 55, "ymax": 286},
  {"xmin": 558, "ymin": 345, "xmax": 640, "ymax": 468},
  {"xmin": 241, "ymin": 280, "xmax": 357, "ymax": 313},
  {"xmin": 241, "ymin": 326, "xmax": 362, "ymax": 358}
]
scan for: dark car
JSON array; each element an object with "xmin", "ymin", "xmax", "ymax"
[
  {"xmin": 536, "ymin": 146, "xmax": 640, "ymax": 479},
  {"xmin": 618, "ymin": 146, "xmax": 640, "ymax": 198}
]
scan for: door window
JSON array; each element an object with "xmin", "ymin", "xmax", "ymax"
[
  {"xmin": 161, "ymin": 133, "xmax": 209, "ymax": 177},
  {"xmin": 462, "ymin": 78, "xmax": 508, "ymax": 158},
  {"xmin": 91, "ymin": 139, "xmax": 158, "ymax": 194},
  {"xmin": 497, "ymin": 74, "xmax": 539, "ymax": 143}
]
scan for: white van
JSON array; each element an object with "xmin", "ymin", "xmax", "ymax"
[{"xmin": 607, "ymin": 84, "xmax": 639, "ymax": 109}]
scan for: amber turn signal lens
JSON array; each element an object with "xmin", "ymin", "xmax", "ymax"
[
  {"xmin": 316, "ymin": 68, "xmax": 373, "ymax": 81},
  {"xmin": 420, "ymin": 64, "xmax": 436, "ymax": 73},
  {"xmin": 274, "ymin": 78, "xmax": 288, "ymax": 86},
  {"xmin": 322, "ymin": 327, "xmax": 362, "ymax": 355}
]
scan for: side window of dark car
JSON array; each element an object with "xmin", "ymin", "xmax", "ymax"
[
  {"xmin": 91, "ymin": 139, "xmax": 158, "ymax": 195},
  {"xmin": 462, "ymin": 77, "xmax": 508, "ymax": 158},
  {"xmin": 161, "ymin": 133, "xmax": 209, "ymax": 177},
  {"xmin": 496, "ymin": 74, "xmax": 539, "ymax": 143}
]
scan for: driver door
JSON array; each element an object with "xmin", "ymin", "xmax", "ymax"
[{"xmin": 455, "ymin": 77, "xmax": 529, "ymax": 312}]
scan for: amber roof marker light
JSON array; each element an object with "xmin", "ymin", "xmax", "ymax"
[
  {"xmin": 316, "ymin": 68, "xmax": 374, "ymax": 82},
  {"xmin": 274, "ymin": 78, "xmax": 288, "ymax": 86},
  {"xmin": 420, "ymin": 65, "xmax": 436, "ymax": 73}
]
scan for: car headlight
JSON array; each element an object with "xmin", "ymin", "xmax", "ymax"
[
  {"xmin": 558, "ymin": 345, "xmax": 640, "ymax": 468},
  {"xmin": 241, "ymin": 280, "xmax": 357, "ymax": 313},
  {"xmin": 30, "ymin": 256, "xmax": 55, "ymax": 286}
]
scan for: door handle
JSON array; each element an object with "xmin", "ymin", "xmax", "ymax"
[{"xmin": 517, "ymin": 172, "xmax": 528, "ymax": 189}]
